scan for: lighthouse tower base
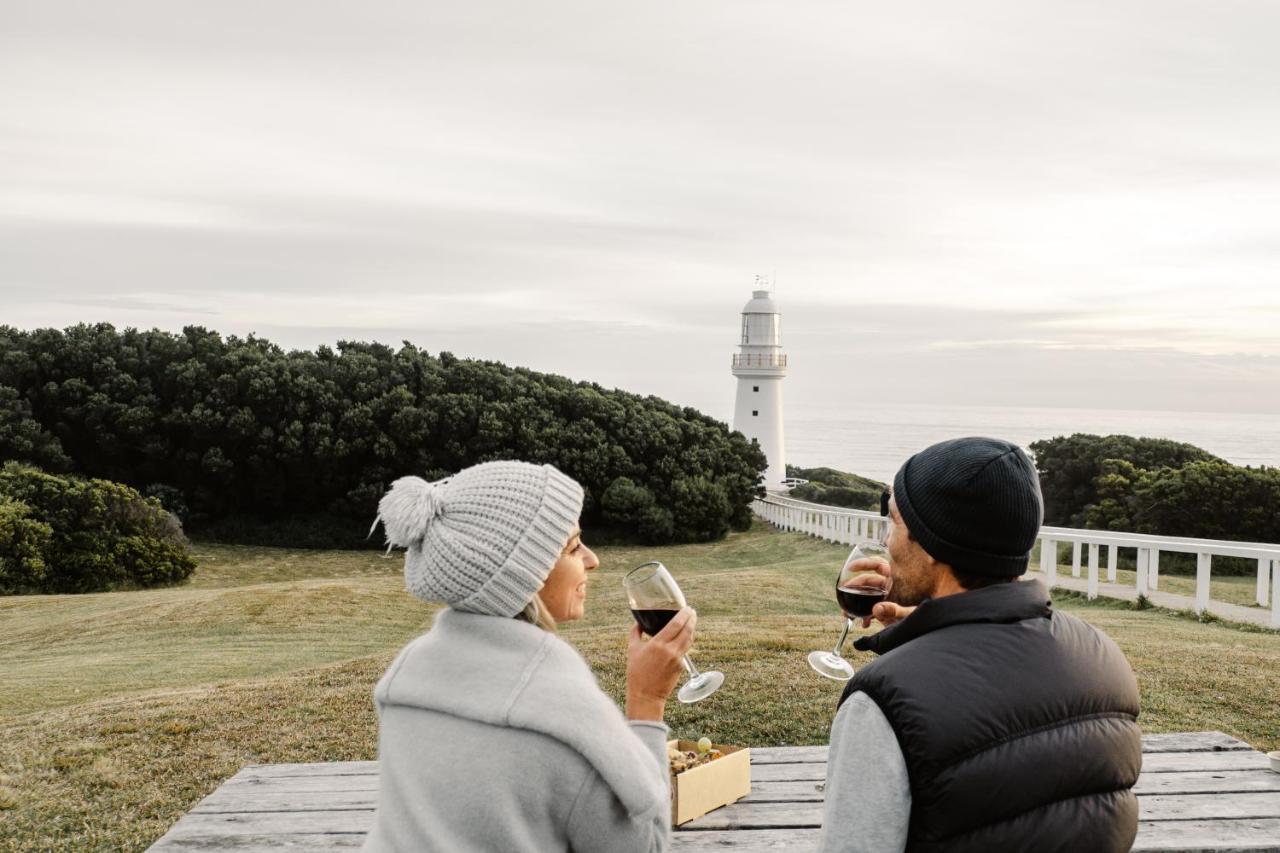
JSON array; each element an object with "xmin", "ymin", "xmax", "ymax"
[{"xmin": 733, "ymin": 376, "xmax": 785, "ymax": 490}]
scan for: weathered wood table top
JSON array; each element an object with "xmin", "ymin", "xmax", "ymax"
[{"xmin": 149, "ymin": 731, "xmax": 1280, "ymax": 851}]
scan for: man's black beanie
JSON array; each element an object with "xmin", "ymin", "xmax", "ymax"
[{"xmin": 892, "ymin": 436, "xmax": 1044, "ymax": 577}]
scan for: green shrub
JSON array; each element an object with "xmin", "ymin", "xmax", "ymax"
[
  {"xmin": 1029, "ymin": 434, "xmax": 1220, "ymax": 527},
  {"xmin": 1031, "ymin": 436, "xmax": 1278, "ymax": 574},
  {"xmin": 670, "ymin": 476, "xmax": 732, "ymax": 542},
  {"xmin": 0, "ymin": 463, "xmax": 196, "ymax": 593},
  {"xmin": 1080, "ymin": 459, "xmax": 1280, "ymax": 574},
  {"xmin": 0, "ymin": 495, "xmax": 52, "ymax": 594},
  {"xmin": 785, "ymin": 465, "xmax": 885, "ymax": 511}
]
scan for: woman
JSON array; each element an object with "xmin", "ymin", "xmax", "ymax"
[{"xmin": 362, "ymin": 460, "xmax": 694, "ymax": 852}]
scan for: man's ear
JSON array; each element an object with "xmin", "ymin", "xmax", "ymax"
[{"xmin": 931, "ymin": 561, "xmax": 967, "ymax": 597}]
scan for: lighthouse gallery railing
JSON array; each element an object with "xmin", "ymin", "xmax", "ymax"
[{"xmin": 732, "ymin": 353, "xmax": 788, "ymax": 369}]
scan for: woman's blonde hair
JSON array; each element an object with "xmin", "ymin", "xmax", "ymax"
[{"xmin": 515, "ymin": 593, "xmax": 558, "ymax": 632}]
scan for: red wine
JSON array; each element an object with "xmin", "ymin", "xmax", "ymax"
[
  {"xmin": 632, "ymin": 608, "xmax": 678, "ymax": 637},
  {"xmin": 836, "ymin": 583, "xmax": 887, "ymax": 617}
]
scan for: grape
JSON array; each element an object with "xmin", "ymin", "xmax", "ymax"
[{"xmin": 696, "ymin": 737, "xmax": 712, "ymax": 754}]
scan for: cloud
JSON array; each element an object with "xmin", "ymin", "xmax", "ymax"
[
  {"xmin": 55, "ymin": 294, "xmax": 218, "ymax": 315},
  {"xmin": 2, "ymin": 0, "xmax": 1280, "ymax": 415}
]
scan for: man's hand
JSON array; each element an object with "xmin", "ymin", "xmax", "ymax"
[
  {"xmin": 868, "ymin": 600, "xmax": 915, "ymax": 628},
  {"xmin": 842, "ymin": 556, "xmax": 889, "ymax": 577},
  {"xmin": 839, "ymin": 559, "xmax": 916, "ymax": 628},
  {"xmin": 625, "ymin": 606, "xmax": 696, "ymax": 721}
]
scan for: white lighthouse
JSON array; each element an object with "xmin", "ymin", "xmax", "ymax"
[{"xmin": 731, "ymin": 285, "xmax": 787, "ymax": 490}]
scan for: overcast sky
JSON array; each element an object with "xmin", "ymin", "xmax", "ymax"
[{"xmin": 4, "ymin": 0, "xmax": 1279, "ymax": 420}]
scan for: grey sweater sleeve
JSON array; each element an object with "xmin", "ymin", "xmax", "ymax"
[
  {"xmin": 818, "ymin": 691, "xmax": 910, "ymax": 853},
  {"xmin": 564, "ymin": 720, "xmax": 671, "ymax": 852}
]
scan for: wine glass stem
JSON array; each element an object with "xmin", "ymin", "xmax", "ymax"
[
  {"xmin": 832, "ymin": 618, "xmax": 853, "ymax": 657},
  {"xmin": 682, "ymin": 655, "xmax": 701, "ymax": 678}
]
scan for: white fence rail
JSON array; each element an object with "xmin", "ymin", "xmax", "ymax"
[{"xmin": 754, "ymin": 493, "xmax": 1280, "ymax": 629}]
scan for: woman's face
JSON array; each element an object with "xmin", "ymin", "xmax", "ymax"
[{"xmin": 538, "ymin": 525, "xmax": 599, "ymax": 623}]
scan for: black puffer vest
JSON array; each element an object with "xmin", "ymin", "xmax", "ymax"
[{"xmin": 839, "ymin": 580, "xmax": 1141, "ymax": 853}]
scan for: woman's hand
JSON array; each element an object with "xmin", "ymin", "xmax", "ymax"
[{"xmin": 625, "ymin": 606, "xmax": 696, "ymax": 721}]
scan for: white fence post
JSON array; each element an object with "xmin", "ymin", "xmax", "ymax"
[
  {"xmin": 1071, "ymin": 541, "xmax": 1082, "ymax": 577},
  {"xmin": 1195, "ymin": 552, "xmax": 1211, "ymax": 616},
  {"xmin": 1272, "ymin": 559, "xmax": 1280, "ymax": 629},
  {"xmin": 1257, "ymin": 558, "xmax": 1271, "ymax": 608},
  {"xmin": 1150, "ymin": 550, "xmax": 1160, "ymax": 591},
  {"xmin": 1043, "ymin": 539, "xmax": 1058, "ymax": 589},
  {"xmin": 1087, "ymin": 543, "xmax": 1100, "ymax": 600},
  {"xmin": 1136, "ymin": 548, "xmax": 1149, "ymax": 598},
  {"xmin": 1107, "ymin": 545, "xmax": 1118, "ymax": 583}
]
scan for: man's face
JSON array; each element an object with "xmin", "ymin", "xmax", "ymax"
[{"xmin": 884, "ymin": 493, "xmax": 939, "ymax": 607}]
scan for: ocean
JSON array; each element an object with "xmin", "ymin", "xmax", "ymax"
[{"xmin": 787, "ymin": 403, "xmax": 1280, "ymax": 484}]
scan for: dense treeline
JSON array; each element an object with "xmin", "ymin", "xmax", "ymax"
[
  {"xmin": 1028, "ymin": 433, "xmax": 1222, "ymax": 527},
  {"xmin": 1030, "ymin": 433, "xmax": 1279, "ymax": 576},
  {"xmin": 0, "ymin": 324, "xmax": 765, "ymax": 546},
  {"xmin": 1081, "ymin": 458, "xmax": 1280, "ymax": 543},
  {"xmin": 0, "ymin": 463, "xmax": 195, "ymax": 593},
  {"xmin": 784, "ymin": 465, "xmax": 885, "ymax": 511},
  {"xmin": 786, "ymin": 436, "xmax": 1277, "ymax": 577}
]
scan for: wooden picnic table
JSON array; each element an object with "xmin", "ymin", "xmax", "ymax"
[{"xmin": 149, "ymin": 731, "xmax": 1280, "ymax": 851}]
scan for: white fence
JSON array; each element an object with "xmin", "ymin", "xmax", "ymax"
[{"xmin": 754, "ymin": 493, "xmax": 1280, "ymax": 629}]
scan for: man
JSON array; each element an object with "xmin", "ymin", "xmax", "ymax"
[{"xmin": 819, "ymin": 437, "xmax": 1141, "ymax": 853}]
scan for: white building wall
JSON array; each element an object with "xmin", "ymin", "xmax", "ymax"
[{"xmin": 733, "ymin": 375, "xmax": 786, "ymax": 489}]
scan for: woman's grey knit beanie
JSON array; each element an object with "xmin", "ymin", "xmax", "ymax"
[{"xmin": 373, "ymin": 460, "xmax": 584, "ymax": 616}]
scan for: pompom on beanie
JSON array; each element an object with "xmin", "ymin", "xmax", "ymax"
[
  {"xmin": 372, "ymin": 461, "xmax": 584, "ymax": 616},
  {"xmin": 892, "ymin": 436, "xmax": 1044, "ymax": 578}
]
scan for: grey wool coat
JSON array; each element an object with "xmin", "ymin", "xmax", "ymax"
[{"xmin": 361, "ymin": 608, "xmax": 672, "ymax": 853}]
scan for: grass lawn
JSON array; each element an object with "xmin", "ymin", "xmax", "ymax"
[
  {"xmin": 2, "ymin": 523, "xmax": 1278, "ymax": 851},
  {"xmin": 1110, "ymin": 568, "xmax": 1261, "ymax": 609}
]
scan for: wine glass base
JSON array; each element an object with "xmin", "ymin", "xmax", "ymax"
[
  {"xmin": 677, "ymin": 670, "xmax": 725, "ymax": 704},
  {"xmin": 808, "ymin": 650, "xmax": 855, "ymax": 681}
]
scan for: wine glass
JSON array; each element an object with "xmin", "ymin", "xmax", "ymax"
[
  {"xmin": 808, "ymin": 543, "xmax": 893, "ymax": 681},
  {"xmin": 624, "ymin": 561, "xmax": 725, "ymax": 703}
]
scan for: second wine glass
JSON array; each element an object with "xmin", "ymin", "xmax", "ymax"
[
  {"xmin": 808, "ymin": 542, "xmax": 892, "ymax": 681},
  {"xmin": 624, "ymin": 561, "xmax": 724, "ymax": 703}
]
